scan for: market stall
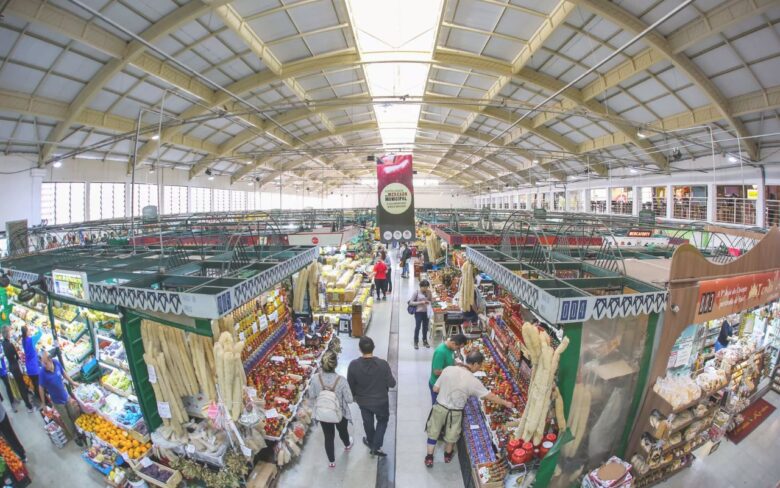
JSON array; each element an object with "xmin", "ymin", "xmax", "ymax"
[
  {"xmin": 625, "ymin": 227, "xmax": 780, "ymax": 487},
  {"xmin": 460, "ymin": 242, "xmax": 668, "ymax": 488}
]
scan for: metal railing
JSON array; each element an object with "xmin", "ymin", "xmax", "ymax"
[
  {"xmin": 590, "ymin": 201, "xmax": 608, "ymax": 214},
  {"xmin": 673, "ymin": 197, "xmax": 707, "ymax": 220},
  {"xmin": 610, "ymin": 200, "xmax": 633, "ymax": 215},
  {"xmin": 716, "ymin": 198, "xmax": 756, "ymax": 225},
  {"xmin": 765, "ymin": 199, "xmax": 779, "ymax": 227}
]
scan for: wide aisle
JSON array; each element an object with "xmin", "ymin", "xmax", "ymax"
[
  {"xmin": 394, "ymin": 271, "xmax": 463, "ymax": 488},
  {"xmin": 275, "ymin": 281, "xmax": 394, "ymax": 488}
]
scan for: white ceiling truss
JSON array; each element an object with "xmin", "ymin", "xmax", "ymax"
[{"xmin": 0, "ymin": 0, "xmax": 779, "ymax": 191}]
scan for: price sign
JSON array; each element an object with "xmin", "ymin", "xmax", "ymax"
[
  {"xmin": 252, "ymin": 322, "xmax": 258, "ymax": 333},
  {"xmin": 265, "ymin": 408, "xmax": 279, "ymax": 419},
  {"xmin": 207, "ymin": 402, "xmax": 220, "ymax": 420},
  {"xmin": 297, "ymin": 359, "xmax": 312, "ymax": 367},
  {"xmin": 473, "ymin": 371, "xmax": 486, "ymax": 378},
  {"xmin": 470, "ymin": 424, "xmax": 480, "ymax": 430},
  {"xmin": 139, "ymin": 457, "xmax": 152, "ymax": 468},
  {"xmin": 147, "ymin": 365, "xmax": 157, "ymax": 384},
  {"xmin": 239, "ymin": 331, "xmax": 246, "ymax": 342},
  {"xmin": 186, "ymin": 444, "xmax": 196, "ymax": 455},
  {"xmin": 240, "ymin": 444, "xmax": 253, "ymax": 458},
  {"xmin": 157, "ymin": 401, "xmax": 172, "ymax": 419},
  {"xmin": 270, "ymin": 356, "xmax": 285, "ymax": 363},
  {"xmin": 246, "ymin": 387, "xmax": 257, "ymax": 400},
  {"xmin": 270, "ymin": 311, "xmax": 278, "ymax": 322},
  {"xmin": 259, "ymin": 315, "xmax": 269, "ymax": 330}
]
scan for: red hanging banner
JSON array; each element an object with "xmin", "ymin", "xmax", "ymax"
[{"xmin": 376, "ymin": 154, "xmax": 416, "ymax": 243}]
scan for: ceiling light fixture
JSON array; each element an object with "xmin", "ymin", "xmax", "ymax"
[
  {"xmin": 637, "ymin": 131, "xmax": 647, "ymax": 139},
  {"xmin": 532, "ymin": 159, "xmax": 539, "ymax": 164},
  {"xmin": 52, "ymin": 161, "xmax": 62, "ymax": 168},
  {"xmin": 728, "ymin": 155, "xmax": 738, "ymax": 163},
  {"xmin": 151, "ymin": 134, "xmax": 159, "ymax": 141},
  {"xmin": 629, "ymin": 168, "xmax": 638, "ymax": 174},
  {"xmin": 149, "ymin": 166, "xmax": 155, "ymax": 173}
]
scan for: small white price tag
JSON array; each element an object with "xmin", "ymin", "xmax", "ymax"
[
  {"xmin": 246, "ymin": 387, "xmax": 257, "ymax": 400},
  {"xmin": 470, "ymin": 424, "xmax": 480, "ymax": 430},
  {"xmin": 259, "ymin": 316, "xmax": 269, "ymax": 330},
  {"xmin": 186, "ymin": 444, "xmax": 196, "ymax": 454},
  {"xmin": 147, "ymin": 365, "xmax": 157, "ymax": 384},
  {"xmin": 240, "ymin": 444, "xmax": 252, "ymax": 458},
  {"xmin": 298, "ymin": 359, "xmax": 312, "ymax": 366},
  {"xmin": 139, "ymin": 457, "xmax": 153, "ymax": 468},
  {"xmin": 473, "ymin": 371, "xmax": 486, "ymax": 378},
  {"xmin": 252, "ymin": 322, "xmax": 258, "ymax": 333},
  {"xmin": 270, "ymin": 356, "xmax": 285, "ymax": 363},
  {"xmin": 239, "ymin": 331, "xmax": 246, "ymax": 342},
  {"xmin": 157, "ymin": 401, "xmax": 172, "ymax": 419},
  {"xmin": 265, "ymin": 408, "xmax": 279, "ymax": 419},
  {"xmin": 270, "ymin": 311, "xmax": 278, "ymax": 322}
]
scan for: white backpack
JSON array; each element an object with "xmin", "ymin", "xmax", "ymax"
[{"xmin": 315, "ymin": 373, "xmax": 343, "ymax": 423}]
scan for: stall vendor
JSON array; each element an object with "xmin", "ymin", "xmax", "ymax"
[
  {"xmin": 424, "ymin": 351, "xmax": 512, "ymax": 467},
  {"xmin": 715, "ymin": 318, "xmax": 734, "ymax": 351}
]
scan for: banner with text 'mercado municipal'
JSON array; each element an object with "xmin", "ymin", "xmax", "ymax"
[{"xmin": 376, "ymin": 154, "xmax": 415, "ymax": 243}]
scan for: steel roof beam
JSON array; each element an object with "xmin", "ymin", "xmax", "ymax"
[{"xmin": 572, "ymin": 0, "xmax": 759, "ymax": 160}]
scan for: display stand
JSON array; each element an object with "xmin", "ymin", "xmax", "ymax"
[
  {"xmin": 463, "ymin": 244, "xmax": 667, "ymax": 488},
  {"xmin": 625, "ymin": 227, "xmax": 780, "ymax": 487}
]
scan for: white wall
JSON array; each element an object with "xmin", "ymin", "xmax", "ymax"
[
  {"xmin": 0, "ymin": 155, "xmax": 44, "ymax": 229},
  {"xmin": 0, "ymin": 155, "xmax": 474, "ymax": 229}
]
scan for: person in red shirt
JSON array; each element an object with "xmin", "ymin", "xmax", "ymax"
[{"xmin": 372, "ymin": 252, "xmax": 388, "ymax": 300}]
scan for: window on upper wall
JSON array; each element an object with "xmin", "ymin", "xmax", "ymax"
[
  {"xmin": 247, "ymin": 191, "xmax": 262, "ymax": 210},
  {"xmin": 189, "ymin": 187, "xmax": 212, "ymax": 213},
  {"xmin": 132, "ymin": 184, "xmax": 158, "ymax": 216},
  {"xmin": 163, "ymin": 186, "xmax": 188, "ymax": 215},
  {"xmin": 41, "ymin": 182, "xmax": 86, "ymax": 225},
  {"xmin": 89, "ymin": 183, "xmax": 126, "ymax": 221},
  {"xmin": 230, "ymin": 191, "xmax": 247, "ymax": 212},
  {"xmin": 213, "ymin": 189, "xmax": 230, "ymax": 212}
]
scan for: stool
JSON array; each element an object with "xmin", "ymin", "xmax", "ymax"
[
  {"xmin": 446, "ymin": 323, "xmax": 462, "ymax": 337},
  {"xmin": 430, "ymin": 322, "xmax": 446, "ymax": 342}
]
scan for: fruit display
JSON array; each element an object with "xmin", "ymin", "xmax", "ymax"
[
  {"xmin": 52, "ymin": 304, "xmax": 78, "ymax": 322},
  {"xmin": 244, "ymin": 324, "xmax": 333, "ymax": 439},
  {"xmin": 61, "ymin": 337, "xmax": 92, "ymax": 362},
  {"xmin": 0, "ymin": 436, "xmax": 27, "ymax": 481},
  {"xmin": 76, "ymin": 413, "xmax": 152, "ymax": 459},
  {"xmin": 102, "ymin": 368, "xmax": 133, "ymax": 396},
  {"xmin": 63, "ymin": 320, "xmax": 86, "ymax": 340},
  {"xmin": 100, "ymin": 340, "xmax": 128, "ymax": 369},
  {"xmin": 140, "ymin": 463, "xmax": 173, "ymax": 483},
  {"xmin": 83, "ymin": 445, "xmax": 120, "ymax": 474}
]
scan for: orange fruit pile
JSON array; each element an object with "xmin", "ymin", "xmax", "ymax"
[{"xmin": 76, "ymin": 413, "xmax": 151, "ymax": 459}]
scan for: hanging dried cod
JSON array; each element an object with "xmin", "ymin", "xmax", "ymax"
[{"xmin": 458, "ymin": 260, "xmax": 475, "ymax": 313}]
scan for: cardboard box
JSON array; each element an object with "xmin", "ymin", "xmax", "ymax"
[{"xmin": 247, "ymin": 462, "xmax": 278, "ymax": 488}]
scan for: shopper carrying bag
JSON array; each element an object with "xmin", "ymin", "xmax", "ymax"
[
  {"xmin": 408, "ymin": 280, "xmax": 434, "ymax": 349},
  {"xmin": 308, "ymin": 351, "xmax": 354, "ymax": 468}
]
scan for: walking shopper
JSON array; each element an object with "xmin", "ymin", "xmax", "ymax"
[
  {"xmin": 0, "ymin": 355, "xmax": 16, "ymax": 412},
  {"xmin": 424, "ymin": 352, "xmax": 513, "ymax": 467},
  {"xmin": 400, "ymin": 244, "xmax": 412, "ymax": 278},
  {"xmin": 408, "ymin": 279, "xmax": 434, "ymax": 349},
  {"xmin": 38, "ymin": 350, "xmax": 81, "ymax": 444},
  {"xmin": 1, "ymin": 328, "xmax": 33, "ymax": 412},
  {"xmin": 0, "ymin": 402, "xmax": 25, "ymax": 461},
  {"xmin": 372, "ymin": 253, "xmax": 388, "ymax": 300},
  {"xmin": 347, "ymin": 337, "xmax": 396, "ymax": 457},
  {"xmin": 21, "ymin": 326, "xmax": 42, "ymax": 402},
  {"xmin": 384, "ymin": 252, "xmax": 393, "ymax": 294},
  {"xmin": 308, "ymin": 350, "xmax": 354, "ymax": 468},
  {"xmin": 429, "ymin": 334, "xmax": 467, "ymax": 404}
]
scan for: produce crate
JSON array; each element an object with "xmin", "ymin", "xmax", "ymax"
[{"xmin": 133, "ymin": 459, "xmax": 182, "ymax": 488}]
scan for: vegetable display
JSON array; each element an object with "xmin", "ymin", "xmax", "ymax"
[
  {"xmin": 514, "ymin": 322, "xmax": 569, "ymax": 445},
  {"xmin": 214, "ymin": 331, "xmax": 246, "ymax": 421},
  {"xmin": 458, "ymin": 260, "xmax": 475, "ymax": 313}
]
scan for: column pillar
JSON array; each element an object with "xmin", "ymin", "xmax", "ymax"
[
  {"xmin": 756, "ymin": 183, "xmax": 765, "ymax": 227},
  {"xmin": 707, "ymin": 183, "xmax": 717, "ymax": 223},
  {"xmin": 666, "ymin": 185, "xmax": 674, "ymax": 220},
  {"xmin": 584, "ymin": 189, "xmax": 591, "ymax": 214},
  {"xmin": 632, "ymin": 186, "xmax": 640, "ymax": 216},
  {"xmin": 30, "ymin": 168, "xmax": 46, "ymax": 225}
]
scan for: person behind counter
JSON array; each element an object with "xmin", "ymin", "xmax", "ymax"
[{"xmin": 715, "ymin": 317, "xmax": 735, "ymax": 351}]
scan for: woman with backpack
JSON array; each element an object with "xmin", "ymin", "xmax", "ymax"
[{"xmin": 308, "ymin": 350, "xmax": 354, "ymax": 467}]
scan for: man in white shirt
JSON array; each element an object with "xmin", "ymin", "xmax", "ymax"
[{"xmin": 424, "ymin": 351, "xmax": 513, "ymax": 467}]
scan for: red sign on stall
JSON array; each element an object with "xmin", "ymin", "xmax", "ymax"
[
  {"xmin": 695, "ymin": 269, "xmax": 780, "ymax": 321},
  {"xmin": 311, "ymin": 237, "xmax": 319, "ymax": 245}
]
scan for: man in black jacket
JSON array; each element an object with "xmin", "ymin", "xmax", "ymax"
[
  {"xmin": 1, "ymin": 328, "xmax": 32, "ymax": 412},
  {"xmin": 347, "ymin": 336, "xmax": 396, "ymax": 457}
]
